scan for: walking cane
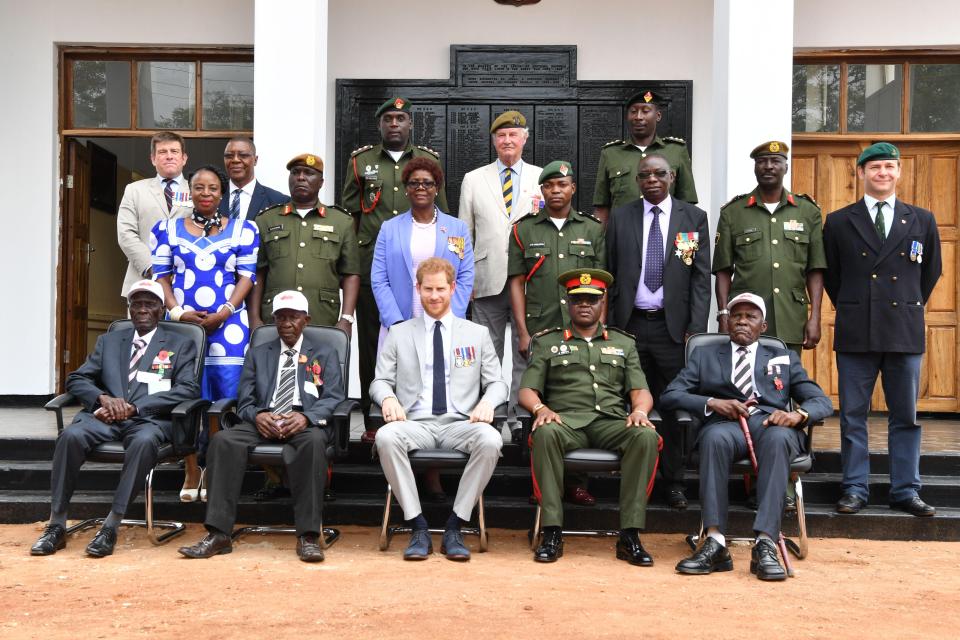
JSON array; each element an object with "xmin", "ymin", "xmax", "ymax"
[{"xmin": 739, "ymin": 399, "xmax": 795, "ymax": 578}]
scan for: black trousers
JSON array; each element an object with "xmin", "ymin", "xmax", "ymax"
[
  {"xmin": 204, "ymin": 422, "xmax": 329, "ymax": 536},
  {"xmin": 356, "ymin": 283, "xmax": 379, "ymax": 428},
  {"xmin": 50, "ymin": 412, "xmax": 167, "ymax": 516},
  {"xmin": 625, "ymin": 310, "xmax": 686, "ymax": 488}
]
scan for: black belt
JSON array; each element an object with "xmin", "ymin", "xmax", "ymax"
[{"xmin": 631, "ymin": 308, "xmax": 665, "ymax": 320}]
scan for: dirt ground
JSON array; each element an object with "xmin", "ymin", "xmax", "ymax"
[{"xmin": 0, "ymin": 524, "xmax": 957, "ymax": 639}]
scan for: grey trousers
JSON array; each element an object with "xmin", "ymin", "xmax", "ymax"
[
  {"xmin": 472, "ymin": 286, "xmax": 525, "ymax": 425},
  {"xmin": 374, "ymin": 413, "xmax": 503, "ymax": 521}
]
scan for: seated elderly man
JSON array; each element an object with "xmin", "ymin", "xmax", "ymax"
[
  {"xmin": 178, "ymin": 290, "xmax": 343, "ymax": 562},
  {"xmin": 372, "ymin": 257, "xmax": 507, "ymax": 562},
  {"xmin": 31, "ymin": 280, "xmax": 200, "ymax": 558},
  {"xmin": 661, "ymin": 293, "xmax": 833, "ymax": 581},
  {"xmin": 520, "ymin": 269, "xmax": 661, "ymax": 565}
]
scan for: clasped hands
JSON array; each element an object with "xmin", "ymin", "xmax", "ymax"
[
  {"xmin": 255, "ymin": 410, "xmax": 309, "ymax": 439},
  {"xmin": 93, "ymin": 394, "xmax": 136, "ymax": 423},
  {"xmin": 706, "ymin": 398, "xmax": 804, "ymax": 428}
]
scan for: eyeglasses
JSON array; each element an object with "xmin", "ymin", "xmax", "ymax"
[
  {"xmin": 637, "ymin": 170, "xmax": 670, "ymax": 180},
  {"xmin": 223, "ymin": 152, "xmax": 254, "ymax": 160},
  {"xmin": 405, "ymin": 181, "xmax": 437, "ymax": 191}
]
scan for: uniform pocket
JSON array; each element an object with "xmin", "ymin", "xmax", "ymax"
[
  {"xmin": 264, "ymin": 229, "xmax": 291, "ymax": 260},
  {"xmin": 311, "ymin": 228, "xmax": 341, "ymax": 260},
  {"xmin": 609, "ymin": 167, "xmax": 636, "ymax": 202},
  {"xmin": 734, "ymin": 229, "xmax": 763, "ymax": 261},
  {"xmin": 785, "ymin": 232, "xmax": 810, "ymax": 263}
]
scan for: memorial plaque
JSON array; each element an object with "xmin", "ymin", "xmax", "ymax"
[{"xmin": 335, "ymin": 45, "xmax": 692, "ymax": 215}]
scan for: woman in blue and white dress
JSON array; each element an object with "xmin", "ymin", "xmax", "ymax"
[{"xmin": 150, "ymin": 164, "xmax": 260, "ymax": 501}]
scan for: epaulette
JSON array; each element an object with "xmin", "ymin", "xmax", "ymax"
[
  {"xmin": 257, "ymin": 200, "xmax": 289, "ymax": 216},
  {"xmin": 603, "ymin": 139, "xmax": 624, "ymax": 148},
  {"xmin": 720, "ymin": 193, "xmax": 749, "ymax": 210},
  {"xmin": 350, "ymin": 144, "xmax": 374, "ymax": 157},
  {"xmin": 795, "ymin": 192, "xmax": 821, "ymax": 209},
  {"xmin": 663, "ymin": 136, "xmax": 687, "ymax": 145},
  {"xmin": 533, "ymin": 327, "xmax": 562, "ymax": 339},
  {"xmin": 325, "ymin": 203, "xmax": 353, "ymax": 218},
  {"xmin": 416, "ymin": 145, "xmax": 440, "ymax": 157},
  {"xmin": 607, "ymin": 326, "xmax": 637, "ymax": 340},
  {"xmin": 577, "ymin": 210, "xmax": 602, "ymax": 224}
]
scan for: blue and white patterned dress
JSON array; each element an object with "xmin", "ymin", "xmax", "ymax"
[{"xmin": 150, "ymin": 217, "xmax": 260, "ymax": 400}]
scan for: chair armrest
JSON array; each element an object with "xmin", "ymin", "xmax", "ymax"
[
  {"xmin": 208, "ymin": 397, "xmax": 238, "ymax": 418},
  {"xmin": 170, "ymin": 398, "xmax": 211, "ymax": 457},
  {"xmin": 493, "ymin": 402, "xmax": 508, "ymax": 422},
  {"xmin": 44, "ymin": 393, "xmax": 77, "ymax": 433},
  {"xmin": 171, "ymin": 397, "xmax": 211, "ymax": 418},
  {"xmin": 802, "ymin": 418, "xmax": 821, "ymax": 454},
  {"xmin": 331, "ymin": 399, "xmax": 359, "ymax": 458},
  {"xmin": 516, "ymin": 408, "xmax": 532, "ymax": 458},
  {"xmin": 674, "ymin": 409, "xmax": 693, "ymax": 423}
]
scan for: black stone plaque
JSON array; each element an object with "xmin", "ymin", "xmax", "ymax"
[{"xmin": 335, "ymin": 45, "xmax": 692, "ymax": 214}]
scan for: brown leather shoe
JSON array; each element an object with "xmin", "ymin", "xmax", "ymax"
[
  {"xmin": 178, "ymin": 531, "xmax": 232, "ymax": 558},
  {"xmin": 297, "ymin": 534, "xmax": 325, "ymax": 562},
  {"xmin": 565, "ymin": 486, "xmax": 596, "ymax": 506}
]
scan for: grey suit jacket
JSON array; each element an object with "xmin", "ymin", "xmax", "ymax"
[
  {"xmin": 459, "ymin": 160, "xmax": 542, "ymax": 298},
  {"xmin": 116, "ymin": 176, "xmax": 191, "ymax": 295},
  {"xmin": 370, "ymin": 315, "xmax": 508, "ymax": 415}
]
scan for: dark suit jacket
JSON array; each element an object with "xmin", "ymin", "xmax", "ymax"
[
  {"xmin": 606, "ymin": 196, "xmax": 711, "ymax": 343},
  {"xmin": 236, "ymin": 334, "xmax": 344, "ymax": 429},
  {"xmin": 823, "ymin": 198, "xmax": 942, "ymax": 353},
  {"xmin": 660, "ymin": 341, "xmax": 833, "ymax": 428},
  {"xmin": 66, "ymin": 326, "xmax": 200, "ymax": 428},
  {"xmin": 218, "ymin": 180, "xmax": 289, "ymax": 220}
]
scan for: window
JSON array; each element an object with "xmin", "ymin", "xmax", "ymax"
[{"xmin": 792, "ymin": 64, "xmax": 840, "ymax": 133}]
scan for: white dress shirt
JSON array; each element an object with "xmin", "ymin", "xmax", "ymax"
[
  {"xmin": 634, "ymin": 195, "xmax": 672, "ymax": 310},
  {"xmin": 270, "ymin": 334, "xmax": 304, "ymax": 410},
  {"xmin": 131, "ymin": 327, "xmax": 157, "ymax": 355},
  {"xmin": 863, "ymin": 193, "xmax": 897, "ymax": 238},
  {"xmin": 409, "ymin": 311, "xmax": 453, "ymax": 416},
  {"xmin": 228, "ymin": 179, "xmax": 258, "ymax": 221}
]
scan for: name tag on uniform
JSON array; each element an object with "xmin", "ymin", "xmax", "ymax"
[
  {"xmin": 784, "ymin": 220, "xmax": 804, "ymax": 232},
  {"xmin": 315, "ymin": 224, "xmax": 335, "ymax": 232},
  {"xmin": 304, "ymin": 381, "xmax": 319, "ymax": 397},
  {"xmin": 268, "ymin": 224, "xmax": 284, "ymax": 233},
  {"xmin": 148, "ymin": 379, "xmax": 171, "ymax": 394}
]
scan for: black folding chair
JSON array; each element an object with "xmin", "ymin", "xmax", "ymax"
[
  {"xmin": 44, "ymin": 320, "xmax": 209, "ymax": 545},
  {"xmin": 680, "ymin": 333, "xmax": 818, "ymax": 560},
  {"xmin": 207, "ymin": 324, "xmax": 355, "ymax": 548}
]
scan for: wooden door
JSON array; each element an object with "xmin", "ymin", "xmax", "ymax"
[
  {"xmin": 58, "ymin": 139, "xmax": 92, "ymax": 391},
  {"xmin": 791, "ymin": 140, "xmax": 959, "ymax": 411}
]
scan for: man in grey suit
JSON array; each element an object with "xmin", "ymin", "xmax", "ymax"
[
  {"xmin": 31, "ymin": 280, "xmax": 200, "ymax": 558},
  {"xmin": 178, "ymin": 290, "xmax": 344, "ymax": 563},
  {"xmin": 116, "ymin": 131, "xmax": 191, "ymax": 297},
  {"xmin": 459, "ymin": 110, "xmax": 541, "ymax": 440},
  {"xmin": 371, "ymin": 257, "xmax": 508, "ymax": 562},
  {"xmin": 661, "ymin": 293, "xmax": 833, "ymax": 581}
]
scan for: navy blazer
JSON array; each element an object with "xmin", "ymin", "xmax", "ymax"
[
  {"xmin": 218, "ymin": 181, "xmax": 289, "ymax": 221},
  {"xmin": 823, "ymin": 198, "xmax": 942, "ymax": 353},
  {"xmin": 606, "ymin": 196, "xmax": 711, "ymax": 343},
  {"xmin": 236, "ymin": 333, "xmax": 344, "ymax": 430},
  {"xmin": 660, "ymin": 340, "xmax": 833, "ymax": 427}
]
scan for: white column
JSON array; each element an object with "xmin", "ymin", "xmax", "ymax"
[{"xmin": 253, "ymin": 0, "xmax": 329, "ymax": 200}]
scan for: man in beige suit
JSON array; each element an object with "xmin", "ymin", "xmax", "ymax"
[
  {"xmin": 459, "ymin": 110, "xmax": 541, "ymax": 440},
  {"xmin": 116, "ymin": 132, "xmax": 191, "ymax": 297}
]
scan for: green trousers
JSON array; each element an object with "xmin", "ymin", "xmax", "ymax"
[{"xmin": 532, "ymin": 419, "xmax": 660, "ymax": 529}]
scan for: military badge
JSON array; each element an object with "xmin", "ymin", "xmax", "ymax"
[
  {"xmin": 600, "ymin": 346, "xmax": 625, "ymax": 357},
  {"xmin": 559, "ymin": 163, "xmax": 569, "ymax": 176},
  {"xmin": 394, "ymin": 97, "xmax": 405, "ymax": 110},
  {"xmin": 769, "ymin": 141, "xmax": 781, "ymax": 153},
  {"xmin": 454, "ymin": 346, "xmax": 476, "ymax": 368},
  {"xmin": 448, "ymin": 236, "xmax": 466, "ymax": 259},
  {"xmin": 643, "ymin": 91, "xmax": 653, "ymax": 103},
  {"xmin": 306, "ymin": 359, "xmax": 323, "ymax": 386},
  {"xmin": 910, "ymin": 240, "xmax": 923, "ymax": 263},
  {"xmin": 674, "ymin": 231, "xmax": 700, "ymax": 265},
  {"xmin": 305, "ymin": 155, "xmax": 316, "ymax": 167},
  {"xmin": 580, "ymin": 273, "xmax": 591, "ymax": 285},
  {"xmin": 784, "ymin": 220, "xmax": 805, "ymax": 232}
]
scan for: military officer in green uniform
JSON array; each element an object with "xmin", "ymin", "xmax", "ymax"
[
  {"xmin": 593, "ymin": 89, "xmax": 698, "ymax": 223},
  {"xmin": 520, "ymin": 269, "xmax": 661, "ymax": 565},
  {"xmin": 249, "ymin": 153, "xmax": 360, "ymax": 333},
  {"xmin": 713, "ymin": 141, "xmax": 826, "ymax": 354},
  {"xmin": 342, "ymin": 97, "xmax": 449, "ymax": 439}
]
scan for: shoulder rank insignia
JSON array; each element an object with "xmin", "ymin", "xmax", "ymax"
[
  {"xmin": 350, "ymin": 144, "xmax": 374, "ymax": 157},
  {"xmin": 258, "ymin": 201, "xmax": 287, "ymax": 217},
  {"xmin": 326, "ymin": 203, "xmax": 352, "ymax": 218},
  {"xmin": 720, "ymin": 193, "xmax": 749, "ymax": 210},
  {"xmin": 533, "ymin": 327, "xmax": 562, "ymax": 338},
  {"xmin": 578, "ymin": 211, "xmax": 602, "ymax": 224},
  {"xmin": 607, "ymin": 326, "xmax": 637, "ymax": 340},
  {"xmin": 663, "ymin": 136, "xmax": 687, "ymax": 145},
  {"xmin": 603, "ymin": 139, "xmax": 624, "ymax": 148},
  {"xmin": 795, "ymin": 192, "xmax": 821, "ymax": 209},
  {"xmin": 416, "ymin": 145, "xmax": 440, "ymax": 157}
]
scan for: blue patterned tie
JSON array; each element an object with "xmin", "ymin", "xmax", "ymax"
[
  {"xmin": 230, "ymin": 189, "xmax": 241, "ymax": 219},
  {"xmin": 432, "ymin": 321, "xmax": 447, "ymax": 415},
  {"xmin": 643, "ymin": 206, "xmax": 664, "ymax": 293}
]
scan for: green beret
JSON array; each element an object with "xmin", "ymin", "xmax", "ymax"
[
  {"xmin": 558, "ymin": 268, "xmax": 613, "ymax": 296},
  {"xmin": 857, "ymin": 142, "xmax": 900, "ymax": 166},
  {"xmin": 375, "ymin": 97, "xmax": 412, "ymax": 119},
  {"xmin": 750, "ymin": 140, "xmax": 789, "ymax": 159},
  {"xmin": 490, "ymin": 110, "xmax": 527, "ymax": 133},
  {"xmin": 286, "ymin": 153, "xmax": 324, "ymax": 172},
  {"xmin": 538, "ymin": 160, "xmax": 575, "ymax": 185},
  {"xmin": 626, "ymin": 89, "xmax": 666, "ymax": 108}
]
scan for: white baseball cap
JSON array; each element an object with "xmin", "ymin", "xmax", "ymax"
[
  {"xmin": 272, "ymin": 290, "xmax": 309, "ymax": 314},
  {"xmin": 126, "ymin": 279, "xmax": 164, "ymax": 302},
  {"xmin": 727, "ymin": 292, "xmax": 766, "ymax": 319}
]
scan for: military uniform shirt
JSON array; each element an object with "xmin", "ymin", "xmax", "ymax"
[
  {"xmin": 712, "ymin": 188, "xmax": 826, "ymax": 344},
  {"xmin": 507, "ymin": 210, "xmax": 606, "ymax": 334},
  {"xmin": 593, "ymin": 136, "xmax": 698, "ymax": 209},
  {"xmin": 521, "ymin": 325, "xmax": 648, "ymax": 429},
  {"xmin": 256, "ymin": 200, "xmax": 360, "ymax": 326}
]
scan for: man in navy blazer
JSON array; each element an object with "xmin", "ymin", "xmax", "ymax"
[
  {"xmin": 218, "ymin": 137, "xmax": 288, "ymax": 221},
  {"xmin": 31, "ymin": 280, "xmax": 200, "ymax": 558},
  {"xmin": 661, "ymin": 293, "xmax": 832, "ymax": 580},
  {"xmin": 824, "ymin": 142, "xmax": 942, "ymax": 517},
  {"xmin": 178, "ymin": 290, "xmax": 344, "ymax": 562}
]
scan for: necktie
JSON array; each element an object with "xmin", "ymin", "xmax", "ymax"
[
  {"xmin": 733, "ymin": 346, "xmax": 758, "ymax": 414},
  {"xmin": 163, "ymin": 178, "xmax": 175, "ymax": 212},
  {"xmin": 128, "ymin": 338, "xmax": 147, "ymax": 390},
  {"xmin": 230, "ymin": 188, "xmax": 241, "ymax": 219},
  {"xmin": 874, "ymin": 201, "xmax": 886, "ymax": 241},
  {"xmin": 502, "ymin": 169, "xmax": 513, "ymax": 218},
  {"xmin": 643, "ymin": 206, "xmax": 664, "ymax": 293},
  {"xmin": 432, "ymin": 321, "xmax": 447, "ymax": 415},
  {"xmin": 272, "ymin": 349, "xmax": 297, "ymax": 414}
]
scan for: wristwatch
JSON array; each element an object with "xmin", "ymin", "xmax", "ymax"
[
  {"xmin": 795, "ymin": 407, "xmax": 810, "ymax": 427},
  {"xmin": 340, "ymin": 314, "xmax": 356, "ymax": 325},
  {"xmin": 716, "ymin": 309, "xmax": 730, "ymax": 321}
]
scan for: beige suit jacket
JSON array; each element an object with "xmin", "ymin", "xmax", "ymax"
[
  {"xmin": 116, "ymin": 176, "xmax": 191, "ymax": 295},
  {"xmin": 459, "ymin": 160, "xmax": 542, "ymax": 298}
]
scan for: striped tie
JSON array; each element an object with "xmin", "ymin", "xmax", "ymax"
[
  {"xmin": 733, "ymin": 346, "xmax": 758, "ymax": 414},
  {"xmin": 502, "ymin": 168, "xmax": 513, "ymax": 217},
  {"xmin": 128, "ymin": 338, "xmax": 147, "ymax": 388},
  {"xmin": 272, "ymin": 349, "xmax": 297, "ymax": 414},
  {"xmin": 230, "ymin": 188, "xmax": 241, "ymax": 219},
  {"xmin": 163, "ymin": 178, "xmax": 175, "ymax": 212}
]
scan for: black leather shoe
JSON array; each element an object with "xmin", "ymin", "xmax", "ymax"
[
  {"xmin": 890, "ymin": 496, "xmax": 936, "ymax": 517},
  {"xmin": 675, "ymin": 537, "xmax": 733, "ymax": 575},
  {"xmin": 836, "ymin": 493, "xmax": 867, "ymax": 514},
  {"xmin": 666, "ymin": 488, "xmax": 688, "ymax": 510},
  {"xmin": 85, "ymin": 526, "xmax": 117, "ymax": 558},
  {"xmin": 178, "ymin": 531, "xmax": 233, "ymax": 558},
  {"xmin": 31, "ymin": 523, "xmax": 67, "ymax": 556},
  {"xmin": 750, "ymin": 538, "xmax": 786, "ymax": 581},
  {"xmin": 534, "ymin": 529, "xmax": 563, "ymax": 563},
  {"xmin": 297, "ymin": 534, "xmax": 325, "ymax": 562},
  {"xmin": 615, "ymin": 530, "xmax": 653, "ymax": 566}
]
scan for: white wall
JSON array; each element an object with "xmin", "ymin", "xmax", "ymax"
[
  {"xmin": 0, "ymin": 1, "xmax": 253, "ymax": 394},
  {"xmin": 794, "ymin": 0, "xmax": 960, "ymax": 49}
]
